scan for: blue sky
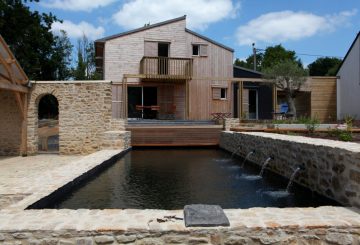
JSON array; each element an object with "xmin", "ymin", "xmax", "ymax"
[{"xmin": 30, "ymin": 0, "xmax": 360, "ymax": 66}]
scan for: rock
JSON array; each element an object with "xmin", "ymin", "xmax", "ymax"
[
  {"xmin": 12, "ymin": 232, "xmax": 30, "ymax": 239},
  {"xmin": 94, "ymin": 235, "xmax": 114, "ymax": 244},
  {"xmin": 188, "ymin": 237, "xmax": 209, "ymax": 244},
  {"xmin": 76, "ymin": 238, "xmax": 94, "ymax": 245},
  {"xmin": 115, "ymin": 235, "xmax": 137, "ymax": 243},
  {"xmin": 135, "ymin": 238, "xmax": 164, "ymax": 245},
  {"xmin": 59, "ymin": 240, "xmax": 75, "ymax": 245},
  {"xmin": 184, "ymin": 204, "xmax": 230, "ymax": 227},
  {"xmin": 325, "ymin": 233, "xmax": 353, "ymax": 245},
  {"xmin": 0, "ymin": 234, "xmax": 5, "ymax": 241},
  {"xmin": 223, "ymin": 236, "xmax": 252, "ymax": 245}
]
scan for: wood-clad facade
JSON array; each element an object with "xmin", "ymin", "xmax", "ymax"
[{"xmin": 95, "ymin": 16, "xmax": 234, "ymax": 120}]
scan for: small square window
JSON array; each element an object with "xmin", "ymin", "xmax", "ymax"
[
  {"xmin": 192, "ymin": 45, "xmax": 199, "ymax": 56},
  {"xmin": 220, "ymin": 88, "xmax": 227, "ymax": 99}
]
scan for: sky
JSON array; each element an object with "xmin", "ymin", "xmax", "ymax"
[{"xmin": 30, "ymin": 0, "xmax": 360, "ymax": 67}]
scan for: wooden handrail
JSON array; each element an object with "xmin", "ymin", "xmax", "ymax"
[{"xmin": 140, "ymin": 56, "xmax": 193, "ymax": 79}]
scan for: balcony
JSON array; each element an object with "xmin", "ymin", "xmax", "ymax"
[{"xmin": 140, "ymin": 56, "xmax": 193, "ymax": 80}]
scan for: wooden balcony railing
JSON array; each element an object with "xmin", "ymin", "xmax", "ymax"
[{"xmin": 140, "ymin": 56, "xmax": 193, "ymax": 80}]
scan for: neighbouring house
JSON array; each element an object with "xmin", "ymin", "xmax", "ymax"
[
  {"xmin": 95, "ymin": 15, "xmax": 234, "ymax": 121},
  {"xmin": 336, "ymin": 32, "xmax": 360, "ymax": 120}
]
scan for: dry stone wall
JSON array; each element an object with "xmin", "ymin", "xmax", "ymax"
[
  {"xmin": 220, "ymin": 131, "xmax": 360, "ymax": 208},
  {"xmin": 0, "ymin": 90, "xmax": 22, "ymax": 155},
  {"xmin": 27, "ymin": 81, "xmax": 129, "ymax": 155}
]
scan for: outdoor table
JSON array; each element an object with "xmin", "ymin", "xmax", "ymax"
[{"xmin": 210, "ymin": 112, "xmax": 232, "ymax": 120}]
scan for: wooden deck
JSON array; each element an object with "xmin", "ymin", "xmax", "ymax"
[{"xmin": 126, "ymin": 124, "xmax": 222, "ymax": 146}]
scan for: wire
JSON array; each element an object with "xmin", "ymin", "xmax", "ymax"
[{"xmin": 254, "ymin": 48, "xmax": 343, "ymax": 59}]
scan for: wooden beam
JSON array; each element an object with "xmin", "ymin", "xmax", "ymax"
[
  {"xmin": 240, "ymin": 81, "xmax": 243, "ymax": 119},
  {"xmin": 0, "ymin": 80, "xmax": 28, "ymax": 93}
]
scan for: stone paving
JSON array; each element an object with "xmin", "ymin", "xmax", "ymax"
[{"xmin": 0, "ymin": 150, "xmax": 121, "ymax": 210}]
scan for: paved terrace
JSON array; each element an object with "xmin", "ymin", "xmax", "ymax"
[{"xmin": 0, "ymin": 149, "xmax": 359, "ymax": 244}]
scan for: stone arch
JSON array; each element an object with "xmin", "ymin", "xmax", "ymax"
[{"xmin": 27, "ymin": 85, "xmax": 61, "ymax": 154}]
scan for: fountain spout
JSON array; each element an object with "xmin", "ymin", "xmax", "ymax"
[
  {"xmin": 259, "ymin": 156, "xmax": 274, "ymax": 176},
  {"xmin": 240, "ymin": 150, "xmax": 255, "ymax": 168},
  {"xmin": 286, "ymin": 165, "xmax": 305, "ymax": 192}
]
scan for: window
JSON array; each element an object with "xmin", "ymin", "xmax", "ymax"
[
  {"xmin": 220, "ymin": 88, "xmax": 227, "ymax": 99},
  {"xmin": 212, "ymin": 87, "xmax": 227, "ymax": 100},
  {"xmin": 192, "ymin": 45, "xmax": 199, "ymax": 56},
  {"xmin": 192, "ymin": 44, "xmax": 208, "ymax": 56}
]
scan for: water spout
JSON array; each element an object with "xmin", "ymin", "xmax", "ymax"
[
  {"xmin": 259, "ymin": 156, "xmax": 273, "ymax": 176},
  {"xmin": 240, "ymin": 150, "xmax": 255, "ymax": 168},
  {"xmin": 286, "ymin": 165, "xmax": 305, "ymax": 192}
]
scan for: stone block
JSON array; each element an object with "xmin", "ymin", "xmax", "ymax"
[{"xmin": 184, "ymin": 204, "xmax": 230, "ymax": 227}]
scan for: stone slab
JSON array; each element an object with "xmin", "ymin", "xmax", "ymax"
[{"xmin": 184, "ymin": 204, "xmax": 230, "ymax": 227}]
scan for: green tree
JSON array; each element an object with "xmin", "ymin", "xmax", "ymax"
[
  {"xmin": 263, "ymin": 60, "xmax": 307, "ymax": 118},
  {"xmin": 235, "ymin": 44, "xmax": 302, "ymax": 72},
  {"xmin": 262, "ymin": 44, "xmax": 302, "ymax": 69},
  {"xmin": 0, "ymin": 0, "xmax": 72, "ymax": 80},
  {"xmin": 308, "ymin": 57, "xmax": 342, "ymax": 76},
  {"xmin": 72, "ymin": 35, "xmax": 100, "ymax": 80},
  {"xmin": 234, "ymin": 53, "xmax": 263, "ymax": 71},
  {"xmin": 52, "ymin": 30, "xmax": 73, "ymax": 80}
]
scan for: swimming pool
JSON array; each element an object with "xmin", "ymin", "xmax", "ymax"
[{"xmin": 44, "ymin": 148, "xmax": 339, "ymax": 209}]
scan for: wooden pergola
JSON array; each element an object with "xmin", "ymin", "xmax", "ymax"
[
  {"xmin": 120, "ymin": 74, "xmax": 277, "ymax": 120},
  {"xmin": 0, "ymin": 35, "xmax": 30, "ymax": 156}
]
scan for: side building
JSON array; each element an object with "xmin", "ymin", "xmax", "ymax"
[
  {"xmin": 337, "ymin": 32, "xmax": 360, "ymax": 120},
  {"xmin": 95, "ymin": 16, "xmax": 234, "ymax": 121}
]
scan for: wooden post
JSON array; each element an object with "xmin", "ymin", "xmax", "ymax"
[
  {"xmin": 185, "ymin": 79, "xmax": 189, "ymax": 119},
  {"xmin": 272, "ymin": 84, "xmax": 277, "ymax": 115},
  {"xmin": 125, "ymin": 77, "xmax": 128, "ymax": 119},
  {"xmin": 239, "ymin": 81, "xmax": 243, "ymax": 119},
  {"xmin": 122, "ymin": 77, "xmax": 125, "ymax": 119}
]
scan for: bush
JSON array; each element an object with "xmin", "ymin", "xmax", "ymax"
[
  {"xmin": 305, "ymin": 117, "xmax": 320, "ymax": 134},
  {"xmin": 339, "ymin": 131, "xmax": 353, "ymax": 141}
]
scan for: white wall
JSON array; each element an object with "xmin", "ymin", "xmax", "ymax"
[{"xmin": 337, "ymin": 36, "xmax": 360, "ymax": 119}]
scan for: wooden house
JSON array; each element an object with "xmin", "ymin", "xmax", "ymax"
[{"xmin": 95, "ymin": 16, "xmax": 234, "ymax": 121}]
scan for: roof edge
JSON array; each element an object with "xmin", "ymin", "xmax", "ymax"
[
  {"xmin": 185, "ymin": 28, "xmax": 234, "ymax": 52},
  {"xmin": 336, "ymin": 31, "xmax": 360, "ymax": 75},
  {"xmin": 95, "ymin": 15, "xmax": 187, "ymax": 43},
  {"xmin": 233, "ymin": 65, "xmax": 263, "ymax": 75}
]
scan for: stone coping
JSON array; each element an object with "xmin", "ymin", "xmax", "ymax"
[
  {"xmin": 230, "ymin": 131, "xmax": 360, "ymax": 152},
  {"xmin": 0, "ymin": 206, "xmax": 359, "ymax": 232},
  {"xmin": 31, "ymin": 80, "xmax": 112, "ymax": 84}
]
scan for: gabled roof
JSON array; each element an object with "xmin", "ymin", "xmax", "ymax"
[
  {"xmin": 95, "ymin": 16, "xmax": 186, "ymax": 43},
  {"xmin": 185, "ymin": 29, "xmax": 234, "ymax": 52},
  {"xmin": 94, "ymin": 15, "xmax": 234, "ymax": 52},
  {"xmin": 336, "ymin": 31, "xmax": 360, "ymax": 75}
]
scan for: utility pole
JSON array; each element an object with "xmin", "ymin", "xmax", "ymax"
[{"xmin": 252, "ymin": 43, "xmax": 256, "ymax": 71}]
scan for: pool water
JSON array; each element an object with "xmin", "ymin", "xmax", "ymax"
[{"xmin": 47, "ymin": 148, "xmax": 339, "ymax": 209}]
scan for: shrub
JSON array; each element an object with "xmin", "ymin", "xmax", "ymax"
[
  {"xmin": 339, "ymin": 131, "xmax": 353, "ymax": 141},
  {"xmin": 305, "ymin": 117, "xmax": 320, "ymax": 134}
]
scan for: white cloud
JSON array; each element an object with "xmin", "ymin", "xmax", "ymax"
[
  {"xmin": 236, "ymin": 9, "xmax": 357, "ymax": 46},
  {"xmin": 52, "ymin": 20, "xmax": 105, "ymax": 40},
  {"xmin": 112, "ymin": 0, "xmax": 240, "ymax": 31},
  {"xmin": 41, "ymin": 0, "xmax": 116, "ymax": 11}
]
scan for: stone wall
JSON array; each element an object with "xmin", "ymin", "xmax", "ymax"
[
  {"xmin": 0, "ymin": 207, "xmax": 359, "ymax": 244},
  {"xmin": 27, "ymin": 81, "xmax": 129, "ymax": 155},
  {"xmin": 224, "ymin": 118, "xmax": 240, "ymax": 131},
  {"xmin": 220, "ymin": 131, "xmax": 360, "ymax": 208},
  {"xmin": 0, "ymin": 90, "xmax": 22, "ymax": 155}
]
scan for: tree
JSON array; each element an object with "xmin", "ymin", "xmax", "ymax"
[
  {"xmin": 0, "ymin": 0, "xmax": 72, "ymax": 80},
  {"xmin": 234, "ymin": 44, "xmax": 302, "ymax": 72},
  {"xmin": 308, "ymin": 57, "xmax": 342, "ymax": 76},
  {"xmin": 51, "ymin": 30, "xmax": 73, "ymax": 80},
  {"xmin": 234, "ymin": 53, "xmax": 263, "ymax": 71},
  {"xmin": 263, "ymin": 60, "xmax": 307, "ymax": 118},
  {"xmin": 262, "ymin": 44, "xmax": 302, "ymax": 69},
  {"xmin": 72, "ymin": 35, "xmax": 100, "ymax": 80}
]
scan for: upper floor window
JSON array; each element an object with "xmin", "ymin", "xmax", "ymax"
[{"xmin": 192, "ymin": 44, "xmax": 208, "ymax": 57}]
